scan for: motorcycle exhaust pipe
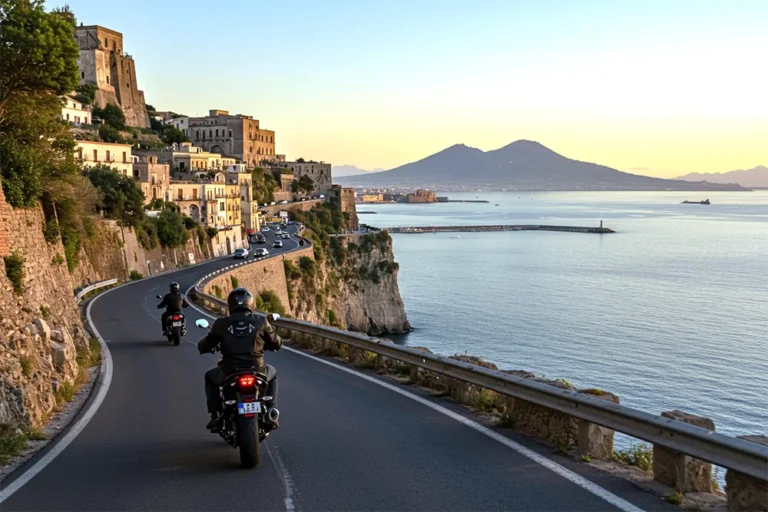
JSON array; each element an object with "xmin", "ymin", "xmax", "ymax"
[{"xmin": 267, "ymin": 407, "xmax": 280, "ymax": 423}]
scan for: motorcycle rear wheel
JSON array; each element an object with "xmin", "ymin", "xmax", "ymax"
[{"xmin": 236, "ymin": 415, "xmax": 259, "ymax": 468}]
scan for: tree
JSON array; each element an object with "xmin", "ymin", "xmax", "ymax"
[
  {"xmin": 86, "ymin": 166, "xmax": 146, "ymax": 227},
  {"xmin": 296, "ymin": 157, "xmax": 305, "ymax": 163},
  {"xmin": 93, "ymin": 103, "xmax": 125, "ymax": 130},
  {"xmin": 145, "ymin": 104, "xmax": 156, "ymax": 112},
  {"xmin": 160, "ymin": 125, "xmax": 189, "ymax": 144},
  {"xmin": 74, "ymin": 83, "xmax": 97, "ymax": 106},
  {"xmin": 154, "ymin": 208, "xmax": 189, "ymax": 248},
  {"xmin": 0, "ymin": 0, "xmax": 80, "ymax": 207},
  {"xmin": 0, "ymin": 0, "xmax": 79, "ymax": 122},
  {"xmin": 98, "ymin": 124, "xmax": 125, "ymax": 143}
]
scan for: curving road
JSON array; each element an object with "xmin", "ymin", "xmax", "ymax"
[{"xmin": 1, "ymin": 224, "xmax": 676, "ymax": 511}]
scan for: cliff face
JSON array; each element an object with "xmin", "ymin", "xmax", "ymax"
[{"xmin": 0, "ymin": 191, "xmax": 92, "ymax": 430}]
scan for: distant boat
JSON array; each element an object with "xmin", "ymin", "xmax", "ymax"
[
  {"xmin": 495, "ymin": 204, "xmax": 500, "ymax": 206},
  {"xmin": 682, "ymin": 199, "xmax": 711, "ymax": 205},
  {"xmin": 450, "ymin": 236, "xmax": 461, "ymax": 239}
]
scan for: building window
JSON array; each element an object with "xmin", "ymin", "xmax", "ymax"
[
  {"xmin": 123, "ymin": 151, "xmax": 127, "ymax": 163},
  {"xmin": 106, "ymin": 76, "xmax": 110, "ymax": 85},
  {"xmin": 66, "ymin": 113, "xmax": 70, "ymax": 121},
  {"xmin": 93, "ymin": 149, "xmax": 98, "ymax": 161},
  {"xmin": 228, "ymin": 130, "xmax": 232, "ymax": 137},
  {"xmin": 219, "ymin": 202, "xmax": 225, "ymax": 212},
  {"xmin": 215, "ymin": 129, "xmax": 219, "ymax": 136},
  {"xmin": 106, "ymin": 150, "xmax": 111, "ymax": 161},
  {"xmin": 81, "ymin": 71, "xmax": 85, "ymax": 79},
  {"xmin": 104, "ymin": 38, "xmax": 107, "ymax": 47}
]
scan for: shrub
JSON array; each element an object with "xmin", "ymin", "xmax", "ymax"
[
  {"xmin": 44, "ymin": 221, "xmax": 60, "ymax": 243},
  {"xmin": 206, "ymin": 227, "xmax": 218, "ymax": 239},
  {"xmin": 284, "ymin": 260, "xmax": 301, "ymax": 280},
  {"xmin": 97, "ymin": 124, "xmax": 125, "ymax": 143},
  {"xmin": 75, "ymin": 83, "xmax": 97, "ymax": 105},
  {"xmin": 255, "ymin": 290, "xmax": 286, "ymax": 316},
  {"xmin": 20, "ymin": 357, "xmax": 32, "ymax": 376},
  {"xmin": 51, "ymin": 254, "xmax": 65, "ymax": 266},
  {"xmin": 92, "ymin": 103, "xmax": 125, "ymax": 130},
  {"xmin": 154, "ymin": 209, "xmax": 190, "ymax": 248},
  {"xmin": 212, "ymin": 285, "xmax": 223, "ymax": 299},
  {"xmin": 40, "ymin": 305, "xmax": 51, "ymax": 319},
  {"xmin": 183, "ymin": 216, "xmax": 197, "ymax": 229},
  {"xmin": 664, "ymin": 492, "xmax": 684, "ymax": 505},
  {"xmin": 55, "ymin": 382, "xmax": 76, "ymax": 405},
  {"xmin": 613, "ymin": 442, "xmax": 653, "ymax": 471},
  {"xmin": 4, "ymin": 251, "xmax": 25, "ymax": 294},
  {"xmin": 230, "ymin": 276, "xmax": 239, "ymax": 289},
  {"xmin": 129, "ymin": 270, "xmax": 143, "ymax": 280},
  {"xmin": 299, "ymin": 256, "xmax": 315, "ymax": 277},
  {"xmin": 0, "ymin": 426, "xmax": 28, "ymax": 465}
]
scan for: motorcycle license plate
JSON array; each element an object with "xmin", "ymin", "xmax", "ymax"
[
  {"xmin": 172, "ymin": 322, "xmax": 182, "ymax": 327},
  {"xmin": 238, "ymin": 402, "xmax": 261, "ymax": 415}
]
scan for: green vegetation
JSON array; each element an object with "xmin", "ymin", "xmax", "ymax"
[
  {"xmin": 299, "ymin": 256, "xmax": 315, "ymax": 277},
  {"xmin": 0, "ymin": 426, "xmax": 28, "ymax": 465},
  {"xmin": 250, "ymin": 168, "xmax": 279, "ymax": 204},
  {"xmin": 86, "ymin": 166, "xmax": 145, "ymax": 227},
  {"xmin": 663, "ymin": 492, "xmax": 684, "ymax": 505},
  {"xmin": 76, "ymin": 337, "xmax": 102, "ymax": 368},
  {"xmin": 581, "ymin": 388, "xmax": 610, "ymax": 396},
  {"xmin": 97, "ymin": 124, "xmax": 127, "ymax": 143},
  {"xmin": 206, "ymin": 227, "xmax": 218, "ymax": 239},
  {"xmin": 556, "ymin": 378, "xmax": 573, "ymax": 388},
  {"xmin": 92, "ymin": 103, "xmax": 125, "ymax": 130},
  {"xmin": 74, "ymin": 83, "xmax": 97, "ymax": 105},
  {"xmin": 54, "ymin": 381, "xmax": 76, "ymax": 405},
  {"xmin": 255, "ymin": 290, "xmax": 286, "ymax": 316},
  {"xmin": 129, "ymin": 270, "xmax": 143, "ymax": 280},
  {"xmin": 581, "ymin": 455, "xmax": 591, "ymax": 463},
  {"xmin": 613, "ymin": 442, "xmax": 653, "ymax": 471},
  {"xmin": 284, "ymin": 260, "xmax": 301, "ymax": 280},
  {"xmin": 0, "ymin": 0, "xmax": 80, "ymax": 208},
  {"xmin": 288, "ymin": 203, "xmax": 345, "ymax": 262},
  {"xmin": 51, "ymin": 254, "xmax": 65, "ymax": 266},
  {"xmin": 230, "ymin": 276, "xmax": 239, "ymax": 289},
  {"xmin": 212, "ymin": 284, "xmax": 223, "ymax": 299},
  {"xmin": 4, "ymin": 251, "xmax": 25, "ymax": 294},
  {"xmin": 20, "ymin": 357, "xmax": 32, "ymax": 376},
  {"xmin": 88, "ymin": 337, "xmax": 102, "ymax": 367},
  {"xmin": 154, "ymin": 208, "xmax": 190, "ymax": 248},
  {"xmin": 40, "ymin": 305, "xmax": 51, "ymax": 319},
  {"xmin": 158, "ymin": 125, "xmax": 188, "ymax": 145},
  {"xmin": 44, "ymin": 220, "xmax": 60, "ymax": 243},
  {"xmin": 28, "ymin": 428, "xmax": 48, "ymax": 441},
  {"xmin": 291, "ymin": 175, "xmax": 314, "ymax": 195}
]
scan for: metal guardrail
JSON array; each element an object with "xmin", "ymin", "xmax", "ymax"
[
  {"xmin": 190, "ymin": 241, "xmax": 768, "ymax": 482},
  {"xmin": 74, "ymin": 278, "xmax": 118, "ymax": 304}
]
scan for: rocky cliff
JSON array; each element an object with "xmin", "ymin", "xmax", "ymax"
[
  {"xmin": 0, "ymin": 189, "xmax": 93, "ymax": 431},
  {"xmin": 204, "ymin": 232, "xmax": 410, "ymax": 336}
]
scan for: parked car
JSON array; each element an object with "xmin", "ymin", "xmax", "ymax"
[
  {"xmin": 256, "ymin": 234, "xmax": 266, "ymax": 244},
  {"xmin": 262, "ymin": 227, "xmax": 270, "ymax": 232},
  {"xmin": 233, "ymin": 248, "xmax": 249, "ymax": 260},
  {"xmin": 281, "ymin": 233, "xmax": 290, "ymax": 240},
  {"xmin": 253, "ymin": 248, "xmax": 269, "ymax": 258},
  {"xmin": 273, "ymin": 240, "xmax": 283, "ymax": 248},
  {"xmin": 278, "ymin": 200, "xmax": 288, "ymax": 204}
]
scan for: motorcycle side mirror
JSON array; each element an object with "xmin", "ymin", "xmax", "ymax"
[
  {"xmin": 195, "ymin": 319, "xmax": 210, "ymax": 329},
  {"xmin": 156, "ymin": 294, "xmax": 163, "ymax": 299}
]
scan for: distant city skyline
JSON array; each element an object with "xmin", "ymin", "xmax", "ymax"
[{"xmin": 52, "ymin": 0, "xmax": 767, "ymax": 177}]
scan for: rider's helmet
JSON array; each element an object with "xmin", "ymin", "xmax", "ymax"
[
  {"xmin": 227, "ymin": 288, "xmax": 255, "ymax": 314},
  {"xmin": 169, "ymin": 282, "xmax": 180, "ymax": 293}
]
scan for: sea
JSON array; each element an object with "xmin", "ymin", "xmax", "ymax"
[{"xmin": 361, "ymin": 191, "xmax": 768, "ymax": 444}]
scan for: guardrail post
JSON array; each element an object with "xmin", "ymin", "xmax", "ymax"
[
  {"xmin": 726, "ymin": 435, "xmax": 768, "ymax": 511},
  {"xmin": 576, "ymin": 389, "xmax": 620, "ymax": 460},
  {"xmin": 653, "ymin": 410, "xmax": 715, "ymax": 492}
]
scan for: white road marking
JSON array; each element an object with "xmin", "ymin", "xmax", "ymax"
[
  {"xmin": 185, "ymin": 298, "xmax": 643, "ymax": 512},
  {"xmin": 0, "ymin": 286, "xmax": 116, "ymax": 503},
  {"xmin": 266, "ymin": 444, "xmax": 297, "ymax": 512}
]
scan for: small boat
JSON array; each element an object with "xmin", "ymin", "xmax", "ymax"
[
  {"xmin": 450, "ymin": 236, "xmax": 461, "ymax": 239},
  {"xmin": 682, "ymin": 199, "xmax": 711, "ymax": 205},
  {"xmin": 494, "ymin": 204, "xmax": 500, "ymax": 206}
]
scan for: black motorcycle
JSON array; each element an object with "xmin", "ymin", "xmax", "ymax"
[
  {"xmin": 156, "ymin": 295, "xmax": 186, "ymax": 346},
  {"xmin": 195, "ymin": 318, "xmax": 279, "ymax": 468}
]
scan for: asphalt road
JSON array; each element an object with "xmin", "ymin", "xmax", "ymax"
[{"xmin": 1, "ymin": 223, "xmax": 677, "ymax": 511}]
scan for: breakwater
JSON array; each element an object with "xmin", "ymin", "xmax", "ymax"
[{"xmin": 385, "ymin": 224, "xmax": 615, "ymax": 234}]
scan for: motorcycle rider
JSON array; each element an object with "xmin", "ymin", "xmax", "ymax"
[
  {"xmin": 198, "ymin": 287, "xmax": 282, "ymax": 431},
  {"xmin": 157, "ymin": 282, "xmax": 189, "ymax": 335}
]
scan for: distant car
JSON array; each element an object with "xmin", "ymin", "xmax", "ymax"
[
  {"xmin": 256, "ymin": 234, "xmax": 266, "ymax": 244},
  {"xmin": 318, "ymin": 194, "xmax": 325, "ymax": 198},
  {"xmin": 287, "ymin": 221, "xmax": 295, "ymax": 225},
  {"xmin": 270, "ymin": 202, "xmax": 276, "ymax": 206},
  {"xmin": 281, "ymin": 233, "xmax": 290, "ymax": 239},
  {"xmin": 279, "ymin": 200, "xmax": 288, "ymax": 204},
  {"xmin": 233, "ymin": 248, "xmax": 249, "ymax": 260},
  {"xmin": 262, "ymin": 227, "xmax": 270, "ymax": 232},
  {"xmin": 253, "ymin": 248, "xmax": 269, "ymax": 258},
  {"xmin": 273, "ymin": 240, "xmax": 283, "ymax": 248},
  {"xmin": 300, "ymin": 198, "xmax": 307, "ymax": 202}
]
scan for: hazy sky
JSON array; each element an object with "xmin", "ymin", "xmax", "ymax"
[{"xmin": 54, "ymin": 0, "xmax": 766, "ymax": 177}]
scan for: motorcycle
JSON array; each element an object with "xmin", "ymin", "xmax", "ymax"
[
  {"xmin": 195, "ymin": 317, "xmax": 280, "ymax": 468},
  {"xmin": 156, "ymin": 295, "xmax": 186, "ymax": 346}
]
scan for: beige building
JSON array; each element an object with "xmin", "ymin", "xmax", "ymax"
[
  {"xmin": 331, "ymin": 185, "xmax": 359, "ymax": 231},
  {"xmin": 227, "ymin": 170, "xmax": 261, "ymax": 231},
  {"xmin": 74, "ymin": 25, "xmax": 149, "ymax": 128},
  {"xmin": 137, "ymin": 143, "xmax": 236, "ymax": 173},
  {"xmin": 274, "ymin": 160, "xmax": 332, "ymax": 195},
  {"xmin": 186, "ymin": 110, "xmax": 281, "ymax": 168},
  {"xmin": 167, "ymin": 176, "xmax": 244, "ymax": 255},
  {"xmin": 133, "ymin": 154, "xmax": 170, "ymax": 205},
  {"xmin": 61, "ymin": 95, "xmax": 91, "ymax": 125},
  {"xmin": 76, "ymin": 140, "xmax": 133, "ymax": 176}
]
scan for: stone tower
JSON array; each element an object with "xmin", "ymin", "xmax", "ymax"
[{"xmin": 75, "ymin": 25, "xmax": 150, "ymax": 128}]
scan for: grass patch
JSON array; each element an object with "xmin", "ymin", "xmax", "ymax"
[
  {"xmin": 664, "ymin": 492, "xmax": 684, "ymax": 505},
  {"xmin": 89, "ymin": 337, "xmax": 102, "ymax": 367},
  {"xmin": 230, "ymin": 276, "xmax": 239, "ymax": 289},
  {"xmin": 555, "ymin": 378, "xmax": 573, "ymax": 388},
  {"xmin": 40, "ymin": 305, "xmax": 51, "ymax": 319},
  {"xmin": 581, "ymin": 455, "xmax": 591, "ymax": 463},
  {"xmin": 20, "ymin": 357, "xmax": 32, "ymax": 377},
  {"xmin": 0, "ymin": 427, "xmax": 28, "ymax": 465},
  {"xmin": 473, "ymin": 388, "xmax": 502, "ymax": 412},
  {"xmin": 51, "ymin": 254, "xmax": 65, "ymax": 266},
  {"xmin": 4, "ymin": 251, "xmax": 24, "ymax": 295},
  {"xmin": 54, "ymin": 382, "xmax": 76, "ymax": 406},
  {"xmin": 357, "ymin": 351, "xmax": 378, "ymax": 369},
  {"xmin": 129, "ymin": 270, "xmax": 143, "ymax": 281},
  {"xmin": 613, "ymin": 442, "xmax": 653, "ymax": 472},
  {"xmin": 28, "ymin": 428, "xmax": 48, "ymax": 441},
  {"xmin": 212, "ymin": 284, "xmax": 223, "ymax": 299}
]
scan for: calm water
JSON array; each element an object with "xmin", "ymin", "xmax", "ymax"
[{"xmin": 365, "ymin": 191, "xmax": 768, "ymax": 440}]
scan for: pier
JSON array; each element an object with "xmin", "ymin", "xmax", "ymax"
[{"xmin": 384, "ymin": 224, "xmax": 615, "ymax": 234}]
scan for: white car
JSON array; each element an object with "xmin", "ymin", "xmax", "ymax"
[
  {"xmin": 262, "ymin": 227, "xmax": 270, "ymax": 232},
  {"xmin": 279, "ymin": 200, "xmax": 288, "ymax": 204},
  {"xmin": 281, "ymin": 233, "xmax": 290, "ymax": 239},
  {"xmin": 233, "ymin": 248, "xmax": 249, "ymax": 259},
  {"xmin": 253, "ymin": 248, "xmax": 269, "ymax": 258},
  {"xmin": 273, "ymin": 240, "xmax": 283, "ymax": 248}
]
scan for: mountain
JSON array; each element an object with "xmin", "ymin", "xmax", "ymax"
[
  {"xmin": 336, "ymin": 140, "xmax": 749, "ymax": 191},
  {"xmin": 332, "ymin": 165, "xmax": 383, "ymax": 179},
  {"xmin": 675, "ymin": 166, "xmax": 767, "ymax": 188}
]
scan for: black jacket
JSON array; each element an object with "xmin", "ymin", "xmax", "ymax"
[
  {"xmin": 197, "ymin": 311, "xmax": 282, "ymax": 373},
  {"xmin": 157, "ymin": 292, "xmax": 189, "ymax": 313}
]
